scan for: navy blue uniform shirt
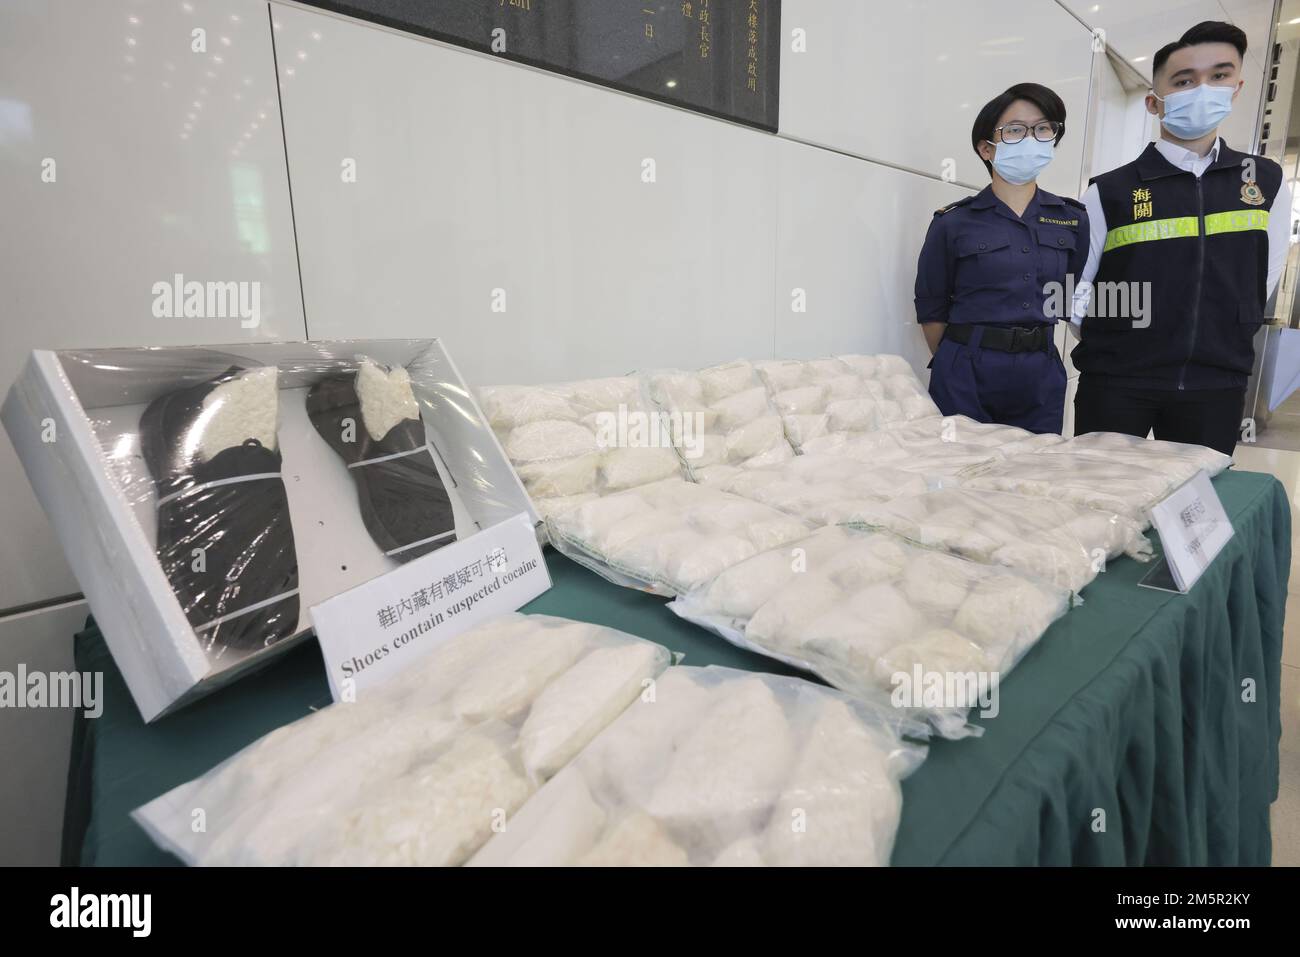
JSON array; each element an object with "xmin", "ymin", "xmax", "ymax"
[{"xmin": 914, "ymin": 185, "xmax": 1088, "ymax": 327}]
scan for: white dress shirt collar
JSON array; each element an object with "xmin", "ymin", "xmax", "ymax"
[{"xmin": 1154, "ymin": 136, "xmax": 1222, "ymax": 176}]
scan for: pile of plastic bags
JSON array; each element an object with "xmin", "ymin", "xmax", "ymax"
[
  {"xmin": 755, "ymin": 354, "xmax": 940, "ymax": 450},
  {"xmin": 647, "ymin": 359, "xmax": 795, "ymax": 481},
  {"xmin": 961, "ymin": 451, "xmax": 1197, "ymax": 526},
  {"xmin": 545, "ymin": 477, "xmax": 811, "ymax": 595},
  {"xmin": 671, "ymin": 526, "xmax": 1072, "ymax": 737},
  {"xmin": 1036, "ymin": 430, "xmax": 1232, "ymax": 477},
  {"xmin": 469, "ymin": 666, "xmax": 928, "ymax": 866},
  {"xmin": 844, "ymin": 487, "xmax": 1153, "ymax": 593},
  {"xmin": 476, "ymin": 376, "xmax": 682, "ymax": 521},
  {"xmin": 132, "ymin": 614, "xmax": 671, "ymax": 866},
  {"xmin": 802, "ymin": 414, "xmax": 1062, "ymax": 469},
  {"xmin": 697, "ymin": 452, "xmax": 933, "ymax": 526}
]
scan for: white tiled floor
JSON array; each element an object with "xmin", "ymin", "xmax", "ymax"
[
  {"xmin": 1233, "ymin": 441, "xmax": 1300, "ymax": 865},
  {"xmin": 1249, "ymin": 391, "xmax": 1300, "ymax": 454}
]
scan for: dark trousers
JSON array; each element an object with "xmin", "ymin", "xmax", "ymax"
[
  {"xmin": 1073, "ymin": 375, "xmax": 1246, "ymax": 456},
  {"xmin": 928, "ymin": 334, "xmax": 1066, "ymax": 435}
]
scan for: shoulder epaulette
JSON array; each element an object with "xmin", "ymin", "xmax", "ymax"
[
  {"xmin": 1062, "ymin": 196, "xmax": 1085, "ymax": 211},
  {"xmin": 934, "ymin": 196, "xmax": 974, "ymax": 217}
]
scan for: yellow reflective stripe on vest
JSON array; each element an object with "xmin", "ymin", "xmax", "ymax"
[
  {"xmin": 1103, "ymin": 216, "xmax": 1198, "ymax": 251},
  {"xmin": 1204, "ymin": 209, "xmax": 1269, "ymax": 236},
  {"xmin": 1102, "ymin": 210, "xmax": 1269, "ymax": 251}
]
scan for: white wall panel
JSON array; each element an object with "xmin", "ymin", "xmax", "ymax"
[
  {"xmin": 273, "ymin": 3, "xmax": 778, "ymax": 386},
  {"xmin": 772, "ymin": 138, "xmax": 972, "ymax": 369},
  {"xmin": 0, "ymin": 0, "xmax": 304, "ymax": 610},
  {"xmin": 1220, "ymin": 0, "xmax": 1278, "ymax": 55},
  {"xmin": 0, "ymin": 600, "xmax": 85, "ymax": 865},
  {"xmin": 1084, "ymin": 53, "xmax": 1158, "ymax": 179},
  {"xmin": 778, "ymin": 0, "xmax": 1095, "ymax": 197},
  {"xmin": 1059, "ymin": 0, "xmax": 1273, "ymax": 70},
  {"xmin": 1059, "ymin": 0, "xmax": 1275, "ymax": 149},
  {"xmin": 1058, "ymin": 0, "xmax": 1232, "ymax": 64}
]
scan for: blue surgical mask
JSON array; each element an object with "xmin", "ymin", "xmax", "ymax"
[
  {"xmin": 988, "ymin": 136, "xmax": 1054, "ymax": 185},
  {"xmin": 1155, "ymin": 83, "xmax": 1235, "ymax": 140}
]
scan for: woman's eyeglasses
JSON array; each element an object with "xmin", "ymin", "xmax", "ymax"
[{"xmin": 995, "ymin": 121, "xmax": 1062, "ymax": 144}]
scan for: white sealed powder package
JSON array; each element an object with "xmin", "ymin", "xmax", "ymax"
[
  {"xmin": 844, "ymin": 488, "xmax": 1153, "ymax": 593},
  {"xmin": 802, "ymin": 414, "xmax": 1063, "ymax": 466},
  {"xmin": 696, "ymin": 453, "xmax": 932, "ymax": 527},
  {"xmin": 669, "ymin": 526, "xmax": 1072, "ymax": 738},
  {"xmin": 468, "ymin": 666, "xmax": 929, "ymax": 867},
  {"xmin": 132, "ymin": 613, "xmax": 671, "ymax": 866},
  {"xmin": 545, "ymin": 477, "xmax": 811, "ymax": 596},
  {"xmin": 960, "ymin": 451, "xmax": 1200, "ymax": 527},
  {"xmin": 647, "ymin": 360, "xmax": 795, "ymax": 481},
  {"xmin": 476, "ymin": 375, "xmax": 683, "ymax": 523},
  {"xmin": 1035, "ymin": 430, "xmax": 1232, "ymax": 477},
  {"xmin": 755, "ymin": 354, "xmax": 941, "ymax": 450}
]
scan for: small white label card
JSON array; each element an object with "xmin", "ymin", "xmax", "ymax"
[
  {"xmin": 310, "ymin": 513, "xmax": 550, "ymax": 701},
  {"xmin": 1146, "ymin": 470, "xmax": 1234, "ymax": 593}
]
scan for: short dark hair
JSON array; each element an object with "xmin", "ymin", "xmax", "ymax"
[
  {"xmin": 1153, "ymin": 21, "xmax": 1248, "ymax": 81},
  {"xmin": 970, "ymin": 83, "xmax": 1067, "ymax": 175}
]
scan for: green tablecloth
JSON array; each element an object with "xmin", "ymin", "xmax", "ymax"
[{"xmin": 66, "ymin": 470, "xmax": 1289, "ymax": 866}]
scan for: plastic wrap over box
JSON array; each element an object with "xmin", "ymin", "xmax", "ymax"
[{"xmin": 2, "ymin": 339, "xmax": 532, "ymax": 721}]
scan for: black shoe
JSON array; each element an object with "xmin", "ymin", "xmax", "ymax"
[
  {"xmin": 138, "ymin": 366, "xmax": 300, "ymax": 655},
  {"xmin": 306, "ymin": 362, "xmax": 456, "ymax": 563}
]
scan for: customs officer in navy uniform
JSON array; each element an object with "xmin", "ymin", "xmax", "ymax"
[{"xmin": 914, "ymin": 82, "xmax": 1086, "ymax": 434}]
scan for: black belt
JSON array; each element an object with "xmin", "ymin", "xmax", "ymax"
[{"xmin": 944, "ymin": 323, "xmax": 1052, "ymax": 353}]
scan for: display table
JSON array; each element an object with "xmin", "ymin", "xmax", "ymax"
[{"xmin": 63, "ymin": 469, "xmax": 1289, "ymax": 866}]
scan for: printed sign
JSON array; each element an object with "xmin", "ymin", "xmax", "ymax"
[
  {"xmin": 310, "ymin": 513, "xmax": 550, "ymax": 700},
  {"xmin": 1146, "ymin": 470, "xmax": 1234, "ymax": 592}
]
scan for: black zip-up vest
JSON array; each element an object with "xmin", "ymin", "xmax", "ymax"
[{"xmin": 1072, "ymin": 141, "xmax": 1281, "ymax": 390}]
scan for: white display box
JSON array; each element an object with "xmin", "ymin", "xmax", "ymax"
[{"xmin": 2, "ymin": 339, "xmax": 534, "ymax": 721}]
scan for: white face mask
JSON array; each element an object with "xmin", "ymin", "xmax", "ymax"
[
  {"xmin": 1154, "ymin": 83, "xmax": 1235, "ymax": 140},
  {"xmin": 987, "ymin": 136, "xmax": 1054, "ymax": 185}
]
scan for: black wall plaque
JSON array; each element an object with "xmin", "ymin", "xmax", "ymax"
[{"xmin": 300, "ymin": 1, "xmax": 781, "ymax": 131}]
